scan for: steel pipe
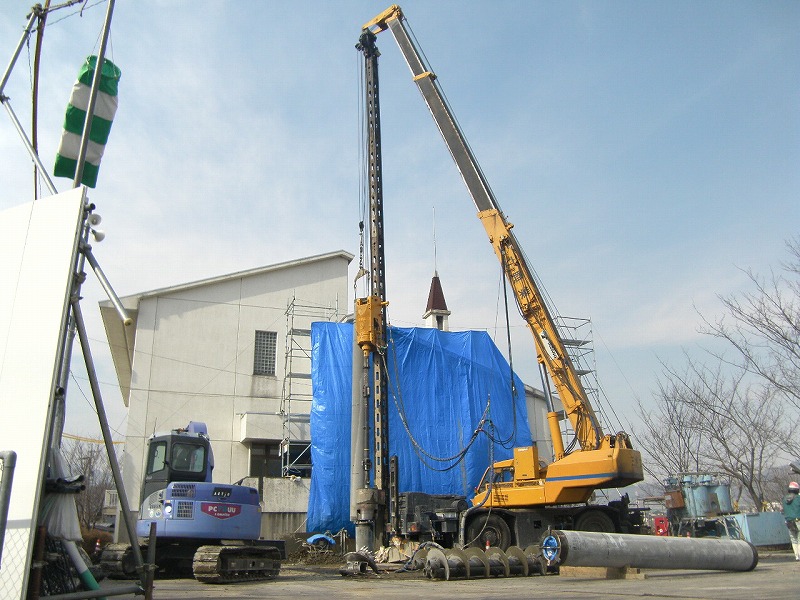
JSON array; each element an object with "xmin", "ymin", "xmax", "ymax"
[{"xmin": 542, "ymin": 530, "xmax": 758, "ymax": 572}]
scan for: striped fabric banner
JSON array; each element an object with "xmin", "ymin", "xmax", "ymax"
[{"xmin": 53, "ymin": 55, "xmax": 121, "ymax": 188}]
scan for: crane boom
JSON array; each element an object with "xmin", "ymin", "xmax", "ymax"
[{"xmin": 362, "ymin": 6, "xmax": 643, "ymax": 508}]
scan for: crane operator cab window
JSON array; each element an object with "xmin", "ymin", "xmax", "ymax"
[
  {"xmin": 171, "ymin": 442, "xmax": 206, "ymax": 474},
  {"xmin": 495, "ymin": 467, "xmax": 514, "ymax": 484}
]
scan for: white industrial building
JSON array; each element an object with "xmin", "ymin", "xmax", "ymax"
[
  {"xmin": 102, "ymin": 251, "xmax": 552, "ymax": 542},
  {"xmin": 101, "ymin": 251, "xmax": 353, "ymax": 540}
]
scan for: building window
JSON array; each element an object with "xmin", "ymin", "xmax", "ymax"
[
  {"xmin": 249, "ymin": 442, "xmax": 312, "ymax": 478},
  {"xmin": 253, "ymin": 330, "xmax": 277, "ymax": 376},
  {"xmin": 250, "ymin": 443, "xmax": 282, "ymax": 478}
]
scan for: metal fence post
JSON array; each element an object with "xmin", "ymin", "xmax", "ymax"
[{"xmin": 0, "ymin": 450, "xmax": 17, "ymax": 565}]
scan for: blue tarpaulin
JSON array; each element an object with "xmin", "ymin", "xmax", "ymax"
[{"xmin": 307, "ymin": 323, "xmax": 532, "ymax": 534}]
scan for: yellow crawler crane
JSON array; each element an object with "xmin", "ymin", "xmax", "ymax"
[{"xmin": 362, "ymin": 6, "xmax": 643, "ymax": 545}]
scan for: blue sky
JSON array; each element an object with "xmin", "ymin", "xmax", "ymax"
[{"xmin": 1, "ymin": 1, "xmax": 797, "ymax": 444}]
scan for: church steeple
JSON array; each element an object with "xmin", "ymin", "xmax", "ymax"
[
  {"xmin": 423, "ymin": 271, "xmax": 451, "ymax": 331},
  {"xmin": 423, "ymin": 207, "xmax": 451, "ymax": 330}
]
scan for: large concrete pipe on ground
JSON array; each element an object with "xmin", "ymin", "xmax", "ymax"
[{"xmin": 541, "ymin": 530, "xmax": 758, "ymax": 572}]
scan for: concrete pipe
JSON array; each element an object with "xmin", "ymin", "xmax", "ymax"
[{"xmin": 541, "ymin": 530, "xmax": 758, "ymax": 572}]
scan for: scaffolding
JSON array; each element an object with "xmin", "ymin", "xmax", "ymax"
[
  {"xmin": 280, "ymin": 296, "xmax": 340, "ymax": 477},
  {"xmin": 551, "ymin": 316, "xmax": 610, "ymax": 434}
]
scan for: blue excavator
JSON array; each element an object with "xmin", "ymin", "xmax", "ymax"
[{"xmin": 101, "ymin": 422, "xmax": 282, "ymax": 583}]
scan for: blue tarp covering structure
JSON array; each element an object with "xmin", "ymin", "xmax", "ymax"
[{"xmin": 307, "ymin": 322, "xmax": 532, "ymax": 534}]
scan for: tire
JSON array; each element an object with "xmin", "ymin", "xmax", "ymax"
[
  {"xmin": 466, "ymin": 513, "xmax": 512, "ymax": 550},
  {"xmin": 574, "ymin": 510, "xmax": 616, "ymax": 533}
]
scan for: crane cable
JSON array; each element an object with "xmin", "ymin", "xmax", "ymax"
[
  {"xmin": 494, "ymin": 243, "xmax": 520, "ymax": 450},
  {"xmin": 354, "ymin": 46, "xmax": 369, "ymax": 296}
]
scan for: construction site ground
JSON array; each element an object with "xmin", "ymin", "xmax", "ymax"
[{"xmin": 100, "ymin": 551, "xmax": 799, "ymax": 600}]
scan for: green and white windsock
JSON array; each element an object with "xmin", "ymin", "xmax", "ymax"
[{"xmin": 53, "ymin": 55, "xmax": 121, "ymax": 188}]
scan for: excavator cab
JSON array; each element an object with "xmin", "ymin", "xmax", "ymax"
[{"xmin": 140, "ymin": 422, "xmax": 214, "ymax": 503}]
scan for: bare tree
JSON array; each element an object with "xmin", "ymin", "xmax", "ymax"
[
  {"xmin": 636, "ymin": 239, "xmax": 800, "ymax": 508},
  {"xmin": 680, "ymin": 364, "xmax": 798, "ymax": 510},
  {"xmin": 703, "ymin": 237, "xmax": 800, "ymax": 409},
  {"xmin": 637, "ymin": 354, "xmax": 800, "ymax": 510},
  {"xmin": 634, "ymin": 358, "xmax": 712, "ymax": 481},
  {"xmin": 61, "ymin": 438, "xmax": 115, "ymax": 531}
]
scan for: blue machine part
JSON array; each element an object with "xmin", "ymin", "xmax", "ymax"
[
  {"xmin": 136, "ymin": 482, "xmax": 261, "ymax": 540},
  {"xmin": 186, "ymin": 422, "xmax": 208, "ymax": 436},
  {"xmin": 713, "ymin": 484, "xmax": 733, "ymax": 514},
  {"xmin": 541, "ymin": 534, "xmax": 560, "ymax": 563},
  {"xmin": 674, "ymin": 473, "xmax": 734, "ymax": 518},
  {"xmin": 307, "ymin": 533, "xmax": 336, "ymax": 546},
  {"xmin": 307, "ymin": 322, "xmax": 532, "ymax": 534},
  {"xmin": 687, "ymin": 483, "xmax": 711, "ymax": 518}
]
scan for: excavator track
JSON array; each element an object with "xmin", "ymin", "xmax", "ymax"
[
  {"xmin": 100, "ymin": 543, "xmax": 139, "ymax": 579},
  {"xmin": 192, "ymin": 545, "xmax": 281, "ymax": 583}
]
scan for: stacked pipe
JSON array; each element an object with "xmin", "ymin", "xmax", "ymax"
[{"xmin": 422, "ymin": 545, "xmax": 548, "ymax": 580}]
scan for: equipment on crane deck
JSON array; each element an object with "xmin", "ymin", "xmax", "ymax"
[
  {"xmin": 101, "ymin": 422, "xmax": 282, "ymax": 583},
  {"xmin": 358, "ymin": 5, "xmax": 645, "ymax": 551}
]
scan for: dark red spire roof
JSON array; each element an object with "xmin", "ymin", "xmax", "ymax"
[{"xmin": 425, "ymin": 273, "xmax": 448, "ymax": 313}]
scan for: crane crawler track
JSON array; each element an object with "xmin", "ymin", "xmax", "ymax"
[{"xmin": 192, "ymin": 544, "xmax": 282, "ymax": 583}]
